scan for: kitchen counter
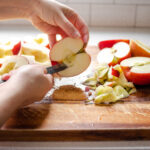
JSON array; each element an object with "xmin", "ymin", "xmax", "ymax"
[
  {"xmin": 0, "ymin": 25, "xmax": 150, "ymax": 150},
  {"xmin": 0, "ymin": 25, "xmax": 150, "ymax": 46}
]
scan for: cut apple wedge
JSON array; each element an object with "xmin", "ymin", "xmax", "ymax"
[
  {"xmin": 50, "ymin": 37, "xmax": 91, "ymax": 77},
  {"xmin": 34, "ymin": 34, "xmax": 50, "ymax": 49},
  {"xmin": 97, "ymin": 42, "xmax": 131, "ymax": 66},
  {"xmin": 130, "ymin": 40, "xmax": 150, "ymax": 57},
  {"xmin": 0, "ymin": 56, "xmax": 29, "ymax": 75},
  {"xmin": 121, "ymin": 57, "xmax": 150, "ymax": 85},
  {"xmin": 98, "ymin": 39, "xmax": 130, "ymax": 50},
  {"xmin": 20, "ymin": 42, "xmax": 51, "ymax": 66}
]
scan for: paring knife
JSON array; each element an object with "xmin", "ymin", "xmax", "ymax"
[{"xmin": 0, "ymin": 63, "xmax": 67, "ymax": 84}]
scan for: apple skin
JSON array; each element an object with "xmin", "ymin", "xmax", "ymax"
[
  {"xmin": 12, "ymin": 41, "xmax": 21, "ymax": 55},
  {"xmin": 111, "ymin": 68, "xmax": 120, "ymax": 77},
  {"xmin": 130, "ymin": 40, "xmax": 150, "ymax": 57},
  {"xmin": 130, "ymin": 71, "xmax": 150, "ymax": 85},
  {"xmin": 98, "ymin": 39, "xmax": 130, "ymax": 50},
  {"xmin": 121, "ymin": 65, "xmax": 150, "ymax": 85},
  {"xmin": 118, "ymin": 52, "xmax": 131, "ymax": 63}
]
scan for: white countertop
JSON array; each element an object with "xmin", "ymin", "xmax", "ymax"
[{"xmin": 0, "ymin": 24, "xmax": 150, "ymax": 46}]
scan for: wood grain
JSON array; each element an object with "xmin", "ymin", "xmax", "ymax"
[{"xmin": 0, "ymin": 46, "xmax": 150, "ymax": 141}]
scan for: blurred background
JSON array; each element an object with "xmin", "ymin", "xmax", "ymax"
[
  {"xmin": 1, "ymin": 0, "xmax": 150, "ymax": 27},
  {"xmin": 0, "ymin": 0, "xmax": 150, "ymax": 45}
]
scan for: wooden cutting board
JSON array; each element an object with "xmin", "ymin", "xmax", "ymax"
[{"xmin": 0, "ymin": 46, "xmax": 150, "ymax": 141}]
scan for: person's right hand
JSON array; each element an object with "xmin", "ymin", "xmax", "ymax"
[{"xmin": 2, "ymin": 65, "xmax": 53, "ymax": 106}]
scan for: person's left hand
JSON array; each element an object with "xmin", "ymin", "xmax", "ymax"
[{"xmin": 28, "ymin": 0, "xmax": 89, "ymax": 48}]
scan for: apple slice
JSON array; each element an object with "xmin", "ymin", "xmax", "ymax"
[
  {"xmin": 97, "ymin": 42, "xmax": 131, "ymax": 66},
  {"xmin": 121, "ymin": 57, "xmax": 150, "ymax": 85},
  {"xmin": 50, "ymin": 37, "xmax": 91, "ymax": 77},
  {"xmin": 98, "ymin": 39, "xmax": 130, "ymax": 50},
  {"xmin": 130, "ymin": 40, "xmax": 150, "ymax": 57},
  {"xmin": 34, "ymin": 34, "xmax": 50, "ymax": 49},
  {"xmin": 20, "ymin": 42, "xmax": 51, "ymax": 66},
  {"xmin": 0, "ymin": 56, "xmax": 29, "ymax": 76}
]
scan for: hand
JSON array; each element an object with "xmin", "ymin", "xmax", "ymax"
[
  {"xmin": 3, "ymin": 65, "xmax": 53, "ymax": 106},
  {"xmin": 28, "ymin": 0, "xmax": 89, "ymax": 48}
]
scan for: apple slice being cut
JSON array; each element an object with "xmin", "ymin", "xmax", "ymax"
[
  {"xmin": 97, "ymin": 42, "xmax": 131, "ymax": 66},
  {"xmin": 0, "ymin": 56, "xmax": 29, "ymax": 76},
  {"xmin": 121, "ymin": 57, "xmax": 150, "ymax": 85},
  {"xmin": 50, "ymin": 37, "xmax": 91, "ymax": 77}
]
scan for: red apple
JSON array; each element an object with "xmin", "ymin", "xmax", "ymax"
[
  {"xmin": 97, "ymin": 42, "xmax": 131, "ymax": 66},
  {"xmin": 98, "ymin": 39, "xmax": 130, "ymax": 50},
  {"xmin": 120, "ymin": 57, "xmax": 150, "ymax": 85},
  {"xmin": 50, "ymin": 37, "xmax": 91, "ymax": 77},
  {"xmin": 130, "ymin": 40, "xmax": 150, "ymax": 57}
]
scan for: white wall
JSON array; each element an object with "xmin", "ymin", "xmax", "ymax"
[{"xmin": 0, "ymin": 0, "xmax": 150, "ymax": 27}]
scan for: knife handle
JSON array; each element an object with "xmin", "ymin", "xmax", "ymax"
[{"xmin": 0, "ymin": 80, "xmax": 6, "ymax": 84}]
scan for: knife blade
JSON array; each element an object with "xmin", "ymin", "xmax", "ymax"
[{"xmin": 0, "ymin": 63, "xmax": 67, "ymax": 84}]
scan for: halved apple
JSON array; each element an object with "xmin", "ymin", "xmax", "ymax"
[
  {"xmin": 121, "ymin": 57, "xmax": 150, "ymax": 85},
  {"xmin": 0, "ymin": 56, "xmax": 29, "ymax": 76},
  {"xmin": 98, "ymin": 39, "xmax": 130, "ymax": 50},
  {"xmin": 20, "ymin": 42, "xmax": 51, "ymax": 67},
  {"xmin": 50, "ymin": 37, "xmax": 91, "ymax": 77},
  {"xmin": 130, "ymin": 40, "xmax": 150, "ymax": 57},
  {"xmin": 97, "ymin": 42, "xmax": 131, "ymax": 66}
]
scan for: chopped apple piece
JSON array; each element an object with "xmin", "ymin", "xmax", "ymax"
[
  {"xmin": 0, "ymin": 56, "xmax": 29, "ymax": 76},
  {"xmin": 34, "ymin": 34, "xmax": 50, "ymax": 49},
  {"xmin": 95, "ymin": 85, "xmax": 117, "ymax": 104},
  {"xmin": 20, "ymin": 42, "xmax": 50, "ymax": 65},
  {"xmin": 113, "ymin": 85, "xmax": 129, "ymax": 100}
]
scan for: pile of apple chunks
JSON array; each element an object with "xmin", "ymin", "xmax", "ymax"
[
  {"xmin": 0, "ymin": 34, "xmax": 50, "ymax": 77},
  {"xmin": 83, "ymin": 64, "xmax": 136, "ymax": 104},
  {"xmin": 84, "ymin": 39, "xmax": 150, "ymax": 104}
]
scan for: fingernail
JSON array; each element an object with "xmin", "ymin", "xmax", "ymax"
[{"xmin": 72, "ymin": 31, "xmax": 80, "ymax": 38}]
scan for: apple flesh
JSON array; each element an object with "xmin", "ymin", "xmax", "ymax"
[
  {"xmin": 98, "ymin": 39, "xmax": 130, "ymax": 50},
  {"xmin": 121, "ymin": 57, "xmax": 150, "ymax": 85},
  {"xmin": 0, "ymin": 56, "xmax": 29, "ymax": 76},
  {"xmin": 130, "ymin": 40, "xmax": 150, "ymax": 57},
  {"xmin": 34, "ymin": 34, "xmax": 50, "ymax": 49},
  {"xmin": 50, "ymin": 37, "xmax": 91, "ymax": 77},
  {"xmin": 20, "ymin": 42, "xmax": 51, "ymax": 67},
  {"xmin": 97, "ymin": 42, "xmax": 131, "ymax": 66}
]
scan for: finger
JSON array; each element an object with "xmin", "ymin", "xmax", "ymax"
[
  {"xmin": 45, "ymin": 74, "xmax": 54, "ymax": 89},
  {"xmin": 59, "ymin": 29, "xmax": 68, "ymax": 39},
  {"xmin": 57, "ymin": 14, "xmax": 80, "ymax": 38},
  {"xmin": 67, "ymin": 12, "xmax": 89, "ymax": 44},
  {"xmin": 48, "ymin": 34, "xmax": 56, "ymax": 49}
]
